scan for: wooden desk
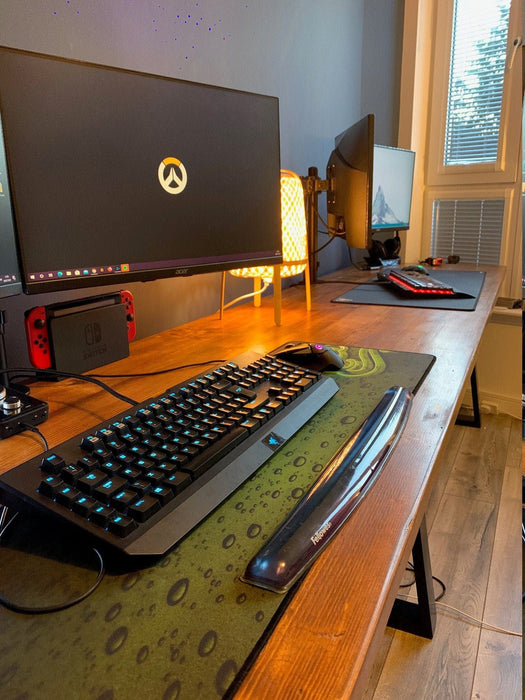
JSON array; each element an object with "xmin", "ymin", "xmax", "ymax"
[{"xmin": 0, "ymin": 264, "xmax": 504, "ymax": 698}]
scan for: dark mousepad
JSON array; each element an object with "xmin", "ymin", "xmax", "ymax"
[{"xmin": 332, "ymin": 269, "xmax": 485, "ymax": 311}]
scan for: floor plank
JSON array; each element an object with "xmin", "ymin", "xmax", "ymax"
[
  {"xmin": 366, "ymin": 414, "xmax": 521, "ymax": 700},
  {"xmin": 471, "ymin": 414, "xmax": 522, "ymax": 699},
  {"xmin": 425, "ymin": 423, "xmax": 464, "ymax": 530}
]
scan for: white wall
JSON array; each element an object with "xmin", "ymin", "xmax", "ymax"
[
  {"xmin": 0, "ymin": 0, "xmax": 403, "ymax": 364},
  {"xmin": 476, "ymin": 311, "xmax": 521, "ymax": 419},
  {"xmin": 361, "ymin": 0, "xmax": 405, "ymax": 146}
]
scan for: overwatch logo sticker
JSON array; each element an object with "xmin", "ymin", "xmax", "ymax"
[{"xmin": 158, "ymin": 157, "xmax": 188, "ymax": 195}]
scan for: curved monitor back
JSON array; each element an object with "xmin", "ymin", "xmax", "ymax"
[{"xmin": 326, "ymin": 114, "xmax": 415, "ymax": 253}]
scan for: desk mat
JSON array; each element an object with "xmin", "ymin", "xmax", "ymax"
[
  {"xmin": 332, "ymin": 269, "xmax": 486, "ymax": 311},
  {"xmin": 0, "ymin": 346, "xmax": 435, "ymax": 700}
]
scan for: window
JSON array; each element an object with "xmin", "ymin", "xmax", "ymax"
[
  {"xmin": 444, "ymin": 0, "xmax": 511, "ymax": 167},
  {"xmin": 429, "ymin": 0, "xmax": 521, "ymax": 294},
  {"xmin": 403, "ymin": 0, "xmax": 522, "ymax": 297}
]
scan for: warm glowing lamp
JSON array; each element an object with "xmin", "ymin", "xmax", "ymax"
[{"xmin": 220, "ymin": 169, "xmax": 311, "ymax": 325}]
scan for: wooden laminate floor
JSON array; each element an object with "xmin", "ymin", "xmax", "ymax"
[{"xmin": 364, "ymin": 412, "xmax": 522, "ymax": 700}]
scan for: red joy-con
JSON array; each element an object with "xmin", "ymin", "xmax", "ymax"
[
  {"xmin": 120, "ymin": 290, "xmax": 136, "ymax": 341},
  {"xmin": 25, "ymin": 306, "xmax": 52, "ymax": 369}
]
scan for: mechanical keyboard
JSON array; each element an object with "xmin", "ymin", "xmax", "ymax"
[
  {"xmin": 379, "ymin": 268, "xmax": 457, "ymax": 296},
  {"xmin": 0, "ymin": 350, "xmax": 339, "ymax": 557}
]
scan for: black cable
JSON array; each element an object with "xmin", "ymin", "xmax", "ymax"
[
  {"xmin": 309, "ymin": 234, "xmax": 339, "ymax": 257},
  {"xmin": 402, "ymin": 562, "xmax": 447, "ymax": 602},
  {"xmin": 433, "ymin": 575, "xmax": 447, "ymax": 602},
  {"xmin": 5, "ymin": 367, "xmax": 138, "ymax": 406},
  {"xmin": 8, "ymin": 358, "xmax": 229, "ymax": 395},
  {"xmin": 0, "ymin": 509, "xmax": 106, "ymax": 614},
  {"xmin": 316, "ymin": 278, "xmax": 387, "ymax": 286},
  {"xmin": 19, "ymin": 423, "xmax": 49, "ymax": 451},
  {"xmin": 399, "ymin": 573, "xmax": 416, "ymax": 588},
  {"xmin": 314, "ymin": 203, "xmax": 344, "ymax": 239},
  {"xmin": 88, "ymin": 358, "xmax": 227, "ymax": 379},
  {"xmin": 0, "ymin": 308, "xmax": 10, "ymax": 388}
]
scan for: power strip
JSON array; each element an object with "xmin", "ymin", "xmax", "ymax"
[{"xmin": 0, "ymin": 390, "xmax": 49, "ymax": 440}]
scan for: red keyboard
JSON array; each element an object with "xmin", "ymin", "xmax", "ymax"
[{"xmin": 382, "ymin": 268, "xmax": 456, "ymax": 296}]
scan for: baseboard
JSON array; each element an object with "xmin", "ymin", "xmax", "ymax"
[{"xmin": 461, "ymin": 390, "xmax": 521, "ymax": 420}]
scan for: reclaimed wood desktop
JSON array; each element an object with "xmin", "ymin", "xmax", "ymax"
[{"xmin": 0, "ymin": 264, "xmax": 503, "ymax": 699}]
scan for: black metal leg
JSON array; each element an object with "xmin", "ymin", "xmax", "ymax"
[
  {"xmin": 456, "ymin": 366, "xmax": 481, "ymax": 428},
  {"xmin": 387, "ymin": 515, "xmax": 436, "ymax": 639}
]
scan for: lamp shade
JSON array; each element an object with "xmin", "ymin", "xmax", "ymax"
[{"xmin": 230, "ymin": 169, "xmax": 308, "ymax": 280}]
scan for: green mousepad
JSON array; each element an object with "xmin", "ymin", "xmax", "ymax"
[{"xmin": 0, "ymin": 346, "xmax": 435, "ymax": 700}]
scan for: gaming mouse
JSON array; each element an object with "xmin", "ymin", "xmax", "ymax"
[
  {"xmin": 271, "ymin": 341, "xmax": 344, "ymax": 371},
  {"xmin": 401, "ymin": 265, "xmax": 429, "ymax": 275}
]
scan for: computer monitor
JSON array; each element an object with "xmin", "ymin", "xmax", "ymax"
[
  {"xmin": 0, "ymin": 112, "xmax": 22, "ymax": 299},
  {"xmin": 0, "ymin": 47, "xmax": 282, "ymax": 295},
  {"xmin": 326, "ymin": 114, "xmax": 374, "ymax": 250},
  {"xmin": 326, "ymin": 114, "xmax": 415, "ymax": 262},
  {"xmin": 371, "ymin": 145, "xmax": 415, "ymax": 233}
]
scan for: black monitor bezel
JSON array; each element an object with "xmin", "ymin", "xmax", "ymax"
[
  {"xmin": 0, "ymin": 109, "xmax": 22, "ymax": 300},
  {"xmin": 0, "ymin": 46, "xmax": 283, "ymax": 295},
  {"xmin": 0, "ymin": 278, "xmax": 22, "ymax": 300}
]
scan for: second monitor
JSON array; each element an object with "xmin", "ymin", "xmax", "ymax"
[{"xmin": 326, "ymin": 114, "xmax": 415, "ymax": 266}]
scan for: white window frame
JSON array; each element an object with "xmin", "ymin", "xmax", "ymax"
[
  {"xmin": 426, "ymin": 0, "xmax": 521, "ymax": 187},
  {"xmin": 399, "ymin": 0, "xmax": 522, "ymax": 298}
]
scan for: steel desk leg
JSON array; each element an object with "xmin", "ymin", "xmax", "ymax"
[
  {"xmin": 456, "ymin": 366, "xmax": 481, "ymax": 428},
  {"xmin": 387, "ymin": 515, "xmax": 436, "ymax": 639}
]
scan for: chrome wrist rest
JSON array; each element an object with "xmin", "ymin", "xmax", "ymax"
[{"xmin": 241, "ymin": 385, "xmax": 413, "ymax": 593}]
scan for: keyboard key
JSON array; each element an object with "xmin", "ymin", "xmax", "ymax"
[
  {"xmin": 94, "ymin": 476, "xmax": 128, "ymax": 502},
  {"xmin": 178, "ymin": 426, "xmax": 248, "ymax": 479},
  {"xmin": 112, "ymin": 488, "xmax": 138, "ymax": 512},
  {"xmin": 108, "ymin": 513, "xmax": 137, "ymax": 537},
  {"xmin": 240, "ymin": 418, "xmax": 260, "ymax": 433},
  {"xmin": 80, "ymin": 435, "xmax": 104, "ymax": 452},
  {"xmin": 150, "ymin": 485, "xmax": 174, "ymax": 506},
  {"xmin": 61, "ymin": 463, "xmax": 85, "ymax": 484},
  {"xmin": 39, "ymin": 474, "xmax": 64, "ymax": 497},
  {"xmin": 40, "ymin": 454, "xmax": 66, "ymax": 474},
  {"xmin": 100, "ymin": 460, "xmax": 122, "ymax": 475},
  {"xmin": 166, "ymin": 455, "xmax": 188, "ymax": 470},
  {"xmin": 72, "ymin": 494, "xmax": 98, "ymax": 517},
  {"xmin": 77, "ymin": 469, "xmax": 107, "ymax": 494},
  {"xmin": 164, "ymin": 471, "xmax": 191, "ymax": 493},
  {"xmin": 120, "ymin": 465, "xmax": 141, "ymax": 481},
  {"xmin": 128, "ymin": 496, "xmax": 160, "ymax": 522},
  {"xmin": 146, "ymin": 450, "xmax": 167, "ymax": 464},
  {"xmin": 134, "ymin": 458, "xmax": 155, "ymax": 473},
  {"xmin": 77, "ymin": 455, "xmax": 100, "ymax": 472},
  {"xmin": 56, "ymin": 484, "xmax": 81, "ymax": 507},
  {"xmin": 91, "ymin": 503, "xmax": 116, "ymax": 527},
  {"xmin": 129, "ymin": 478, "xmax": 151, "ymax": 495},
  {"xmin": 143, "ymin": 469, "xmax": 164, "ymax": 486}
]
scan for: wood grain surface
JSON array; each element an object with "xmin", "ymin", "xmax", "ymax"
[{"xmin": 0, "ymin": 264, "xmax": 505, "ymax": 698}]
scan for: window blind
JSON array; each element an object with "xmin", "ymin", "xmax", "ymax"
[
  {"xmin": 431, "ymin": 198, "xmax": 505, "ymax": 264},
  {"xmin": 444, "ymin": 0, "xmax": 511, "ymax": 166}
]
